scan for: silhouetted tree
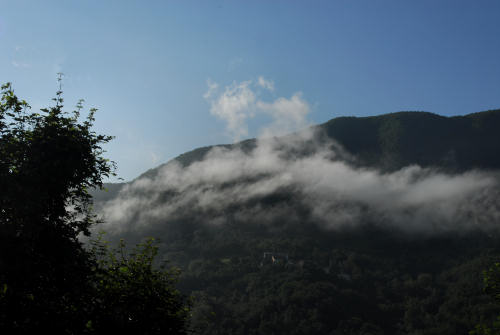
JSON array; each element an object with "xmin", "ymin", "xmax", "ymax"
[{"xmin": 0, "ymin": 79, "xmax": 191, "ymax": 334}]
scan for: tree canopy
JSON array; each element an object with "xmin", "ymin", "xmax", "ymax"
[{"xmin": 0, "ymin": 80, "xmax": 190, "ymax": 334}]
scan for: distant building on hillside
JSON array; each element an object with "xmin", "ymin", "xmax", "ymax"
[{"xmin": 261, "ymin": 252, "xmax": 290, "ymax": 266}]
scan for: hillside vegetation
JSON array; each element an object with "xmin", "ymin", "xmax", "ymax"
[{"xmin": 93, "ymin": 109, "xmax": 500, "ymax": 334}]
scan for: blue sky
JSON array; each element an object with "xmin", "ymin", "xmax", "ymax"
[{"xmin": 2, "ymin": 1, "xmax": 500, "ymax": 181}]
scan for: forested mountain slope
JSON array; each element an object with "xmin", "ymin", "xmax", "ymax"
[
  {"xmin": 91, "ymin": 109, "xmax": 500, "ymax": 334},
  {"xmin": 321, "ymin": 110, "xmax": 500, "ymax": 171}
]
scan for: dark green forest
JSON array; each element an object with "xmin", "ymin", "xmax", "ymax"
[{"xmin": 169, "ymin": 222, "xmax": 500, "ymax": 334}]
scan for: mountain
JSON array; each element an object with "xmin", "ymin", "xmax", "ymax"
[
  {"xmin": 91, "ymin": 109, "xmax": 500, "ymax": 335},
  {"xmin": 132, "ymin": 109, "xmax": 500, "ymax": 182},
  {"xmin": 321, "ymin": 110, "xmax": 500, "ymax": 171}
]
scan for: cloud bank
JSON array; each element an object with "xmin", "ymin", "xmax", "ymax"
[
  {"xmin": 98, "ymin": 133, "xmax": 500, "ymax": 236},
  {"xmin": 96, "ymin": 78, "xmax": 500, "ymax": 237}
]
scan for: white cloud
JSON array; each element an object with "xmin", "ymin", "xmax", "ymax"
[
  {"xmin": 204, "ymin": 78, "xmax": 311, "ymax": 141},
  {"xmin": 97, "ymin": 129, "xmax": 500, "ymax": 235},
  {"xmin": 257, "ymin": 76, "xmax": 274, "ymax": 91},
  {"xmin": 206, "ymin": 80, "xmax": 256, "ymax": 141},
  {"xmin": 203, "ymin": 79, "xmax": 219, "ymax": 100},
  {"xmin": 257, "ymin": 92, "xmax": 311, "ymax": 138}
]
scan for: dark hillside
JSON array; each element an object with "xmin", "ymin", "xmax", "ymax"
[
  {"xmin": 91, "ymin": 109, "xmax": 500, "ymax": 334},
  {"xmin": 321, "ymin": 110, "xmax": 500, "ymax": 171}
]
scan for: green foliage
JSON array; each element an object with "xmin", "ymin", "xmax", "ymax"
[
  {"xmin": 470, "ymin": 263, "xmax": 500, "ymax": 335},
  {"xmin": 0, "ymin": 81, "xmax": 190, "ymax": 334},
  {"xmin": 0, "ymin": 80, "xmax": 115, "ymax": 236},
  {"xmin": 118, "ymin": 219, "xmax": 500, "ymax": 335},
  {"xmin": 0, "ymin": 80, "xmax": 115, "ymax": 333},
  {"xmin": 87, "ymin": 234, "xmax": 191, "ymax": 334}
]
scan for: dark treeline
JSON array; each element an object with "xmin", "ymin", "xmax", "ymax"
[{"xmin": 108, "ymin": 216, "xmax": 500, "ymax": 334}]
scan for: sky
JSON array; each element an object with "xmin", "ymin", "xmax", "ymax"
[{"xmin": 1, "ymin": 0, "xmax": 500, "ymax": 181}]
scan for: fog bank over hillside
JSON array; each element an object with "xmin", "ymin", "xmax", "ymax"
[
  {"xmin": 97, "ymin": 131, "xmax": 500, "ymax": 236},
  {"xmin": 95, "ymin": 80, "xmax": 500, "ymax": 236}
]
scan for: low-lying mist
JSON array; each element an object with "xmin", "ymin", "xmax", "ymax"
[
  {"xmin": 97, "ymin": 131, "xmax": 500, "ymax": 236},
  {"xmin": 95, "ymin": 79, "xmax": 500, "ymax": 237}
]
